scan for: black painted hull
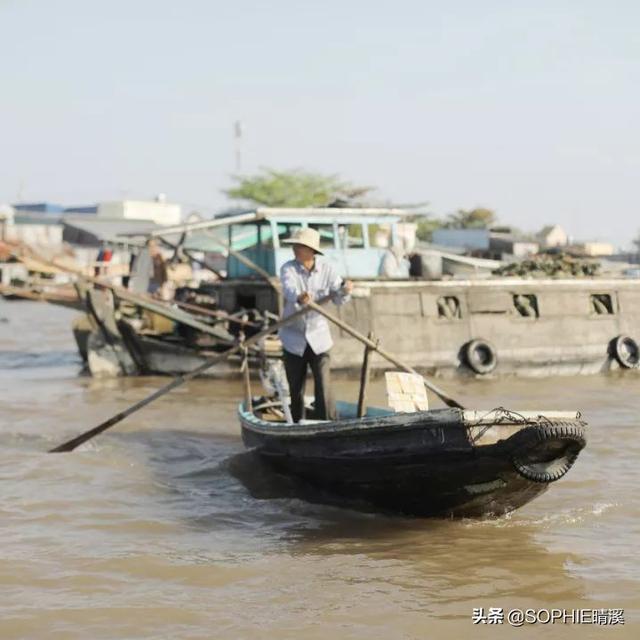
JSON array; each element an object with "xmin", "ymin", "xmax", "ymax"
[{"xmin": 239, "ymin": 405, "xmax": 587, "ymax": 518}]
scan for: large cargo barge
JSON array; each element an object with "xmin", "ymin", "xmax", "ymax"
[
  {"xmin": 84, "ymin": 207, "xmax": 640, "ymax": 378},
  {"xmin": 206, "ymin": 274, "xmax": 640, "ymax": 377}
]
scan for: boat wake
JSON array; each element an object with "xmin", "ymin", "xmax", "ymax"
[{"xmin": 461, "ymin": 501, "xmax": 618, "ymax": 529}]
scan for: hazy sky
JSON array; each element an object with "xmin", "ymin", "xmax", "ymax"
[{"xmin": 2, "ymin": 0, "xmax": 639, "ymax": 247}]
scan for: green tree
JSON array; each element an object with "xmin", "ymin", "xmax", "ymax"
[
  {"xmin": 445, "ymin": 207, "xmax": 496, "ymax": 229},
  {"xmin": 224, "ymin": 168, "xmax": 374, "ymax": 207},
  {"xmin": 415, "ymin": 215, "xmax": 445, "ymax": 242}
]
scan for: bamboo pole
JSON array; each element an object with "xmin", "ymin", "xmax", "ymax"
[
  {"xmin": 145, "ymin": 212, "xmax": 261, "ymax": 238},
  {"xmin": 239, "ymin": 316, "xmax": 252, "ymax": 412},
  {"xmin": 156, "ymin": 236, "xmax": 225, "ymax": 280},
  {"xmin": 172, "ymin": 300, "xmax": 259, "ymax": 328},
  {"xmin": 7, "ymin": 247, "xmax": 237, "ymax": 342},
  {"xmin": 306, "ymin": 301, "xmax": 464, "ymax": 410},
  {"xmin": 357, "ymin": 332, "xmax": 377, "ymax": 418},
  {"xmin": 241, "ymin": 347, "xmax": 253, "ymax": 412}
]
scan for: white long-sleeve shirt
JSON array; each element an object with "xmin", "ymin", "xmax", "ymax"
[{"xmin": 279, "ymin": 257, "xmax": 350, "ymax": 356}]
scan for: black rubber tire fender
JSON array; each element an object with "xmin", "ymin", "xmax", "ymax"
[
  {"xmin": 463, "ymin": 339, "xmax": 498, "ymax": 375},
  {"xmin": 512, "ymin": 422, "xmax": 586, "ymax": 484},
  {"xmin": 609, "ymin": 335, "xmax": 640, "ymax": 369}
]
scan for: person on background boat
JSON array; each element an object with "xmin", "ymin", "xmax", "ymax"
[
  {"xmin": 379, "ymin": 241, "xmax": 410, "ymax": 278},
  {"xmin": 129, "ymin": 239, "xmax": 169, "ymax": 298},
  {"xmin": 148, "ymin": 239, "xmax": 169, "ymax": 297},
  {"xmin": 279, "ymin": 227, "xmax": 353, "ymax": 423},
  {"xmin": 94, "ymin": 246, "xmax": 113, "ymax": 278}
]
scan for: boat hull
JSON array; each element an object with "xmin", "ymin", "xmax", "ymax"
[
  {"xmin": 117, "ymin": 319, "xmax": 244, "ymax": 378},
  {"xmin": 209, "ymin": 277, "xmax": 640, "ymax": 378},
  {"xmin": 239, "ymin": 406, "xmax": 586, "ymax": 518}
]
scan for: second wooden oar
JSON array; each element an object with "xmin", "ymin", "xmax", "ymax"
[
  {"xmin": 306, "ymin": 300, "xmax": 465, "ymax": 410},
  {"xmin": 49, "ymin": 296, "xmax": 328, "ymax": 453}
]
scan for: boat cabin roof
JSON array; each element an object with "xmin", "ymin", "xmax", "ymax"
[
  {"xmin": 254, "ymin": 207, "xmax": 409, "ymax": 220},
  {"xmin": 115, "ymin": 207, "xmax": 412, "ymax": 279},
  {"xmin": 225, "ymin": 208, "xmax": 408, "ymax": 278}
]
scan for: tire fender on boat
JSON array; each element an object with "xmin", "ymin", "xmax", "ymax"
[
  {"xmin": 511, "ymin": 422, "xmax": 586, "ymax": 484},
  {"xmin": 609, "ymin": 335, "xmax": 640, "ymax": 369},
  {"xmin": 463, "ymin": 339, "xmax": 497, "ymax": 375}
]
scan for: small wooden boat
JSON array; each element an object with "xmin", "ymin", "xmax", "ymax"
[
  {"xmin": 71, "ymin": 282, "xmax": 261, "ymax": 377},
  {"xmin": 239, "ymin": 402, "xmax": 587, "ymax": 518}
]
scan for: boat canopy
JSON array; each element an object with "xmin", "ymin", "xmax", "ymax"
[
  {"xmin": 226, "ymin": 208, "xmax": 407, "ymax": 278},
  {"xmin": 114, "ymin": 207, "xmax": 413, "ymax": 279}
]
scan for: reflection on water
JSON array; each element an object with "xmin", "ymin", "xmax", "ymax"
[
  {"xmin": 1, "ymin": 300, "xmax": 639, "ymax": 639},
  {"xmin": 0, "ymin": 349, "xmax": 81, "ymax": 369}
]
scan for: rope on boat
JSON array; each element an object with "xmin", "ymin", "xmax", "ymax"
[{"xmin": 468, "ymin": 407, "xmax": 559, "ymax": 444}]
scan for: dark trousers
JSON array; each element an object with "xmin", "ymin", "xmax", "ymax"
[{"xmin": 283, "ymin": 345, "xmax": 335, "ymax": 422}]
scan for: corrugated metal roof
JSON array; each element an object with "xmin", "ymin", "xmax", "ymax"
[
  {"xmin": 13, "ymin": 202, "xmax": 65, "ymax": 213},
  {"xmin": 14, "ymin": 213, "xmax": 63, "ymax": 226},
  {"xmin": 63, "ymin": 206, "xmax": 98, "ymax": 214},
  {"xmin": 62, "ymin": 217, "xmax": 161, "ymax": 245}
]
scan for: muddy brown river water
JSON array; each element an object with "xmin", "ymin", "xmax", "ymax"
[{"xmin": 0, "ymin": 301, "xmax": 638, "ymax": 639}]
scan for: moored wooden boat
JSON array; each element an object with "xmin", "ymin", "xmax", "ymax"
[
  {"xmin": 116, "ymin": 318, "xmax": 248, "ymax": 377},
  {"xmin": 239, "ymin": 402, "xmax": 587, "ymax": 518}
]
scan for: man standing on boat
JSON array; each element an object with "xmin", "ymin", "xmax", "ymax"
[
  {"xmin": 279, "ymin": 227, "xmax": 353, "ymax": 422},
  {"xmin": 128, "ymin": 238, "xmax": 169, "ymax": 298}
]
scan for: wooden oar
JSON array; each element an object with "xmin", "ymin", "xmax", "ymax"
[
  {"xmin": 306, "ymin": 300, "xmax": 465, "ymax": 410},
  {"xmin": 48, "ymin": 297, "xmax": 328, "ymax": 453}
]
